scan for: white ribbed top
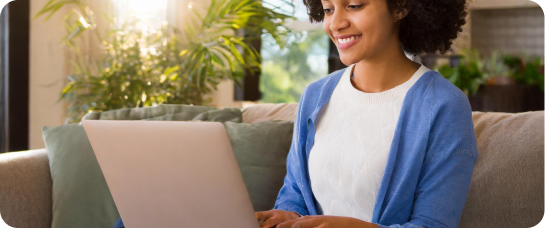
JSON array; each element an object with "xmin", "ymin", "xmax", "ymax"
[
  {"xmin": 340, "ymin": 64, "xmax": 429, "ymax": 104},
  {"xmin": 308, "ymin": 63, "xmax": 431, "ymax": 222}
]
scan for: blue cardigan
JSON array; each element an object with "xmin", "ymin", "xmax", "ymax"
[{"xmin": 273, "ymin": 67, "xmax": 479, "ymax": 228}]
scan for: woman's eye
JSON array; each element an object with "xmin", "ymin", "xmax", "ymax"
[
  {"xmin": 348, "ymin": 4, "xmax": 364, "ymax": 10},
  {"xmin": 323, "ymin": 8, "xmax": 333, "ymax": 14}
]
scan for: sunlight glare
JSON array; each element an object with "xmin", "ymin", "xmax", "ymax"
[
  {"xmin": 112, "ymin": 0, "xmax": 168, "ymax": 30},
  {"xmin": 79, "ymin": 17, "xmax": 91, "ymax": 28},
  {"xmin": 126, "ymin": 0, "xmax": 167, "ymax": 19}
]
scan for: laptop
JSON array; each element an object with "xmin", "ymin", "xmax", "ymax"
[{"xmin": 82, "ymin": 120, "xmax": 259, "ymax": 228}]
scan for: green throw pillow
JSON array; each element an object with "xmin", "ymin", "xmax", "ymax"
[
  {"xmin": 43, "ymin": 124, "xmax": 120, "ymax": 228},
  {"xmin": 82, "ymin": 104, "xmax": 215, "ymax": 121},
  {"xmin": 145, "ymin": 107, "xmax": 242, "ymax": 123},
  {"xmin": 224, "ymin": 120, "xmax": 294, "ymax": 212},
  {"xmin": 192, "ymin": 108, "xmax": 242, "ymax": 123}
]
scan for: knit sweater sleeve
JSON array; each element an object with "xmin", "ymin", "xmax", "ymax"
[
  {"xmin": 376, "ymin": 86, "xmax": 479, "ymax": 228},
  {"xmin": 273, "ymin": 88, "xmax": 310, "ymax": 216}
]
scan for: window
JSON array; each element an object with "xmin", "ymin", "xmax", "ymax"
[
  {"xmin": 259, "ymin": 0, "xmax": 329, "ymax": 103},
  {"xmin": 112, "ymin": 0, "xmax": 170, "ymax": 30}
]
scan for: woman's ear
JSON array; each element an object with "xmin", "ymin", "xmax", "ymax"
[
  {"xmin": 394, "ymin": 8, "xmax": 409, "ymax": 21},
  {"xmin": 392, "ymin": 0, "xmax": 409, "ymax": 22}
]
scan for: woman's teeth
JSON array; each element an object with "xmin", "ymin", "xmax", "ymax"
[{"xmin": 338, "ymin": 35, "xmax": 361, "ymax": 44}]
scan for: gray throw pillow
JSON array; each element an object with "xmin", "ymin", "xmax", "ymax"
[{"xmin": 224, "ymin": 120, "xmax": 294, "ymax": 212}]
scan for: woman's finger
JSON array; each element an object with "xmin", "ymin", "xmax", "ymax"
[
  {"xmin": 256, "ymin": 210, "xmax": 274, "ymax": 224},
  {"xmin": 257, "ymin": 217, "xmax": 268, "ymax": 226},
  {"xmin": 277, "ymin": 215, "xmax": 314, "ymax": 228},
  {"xmin": 290, "ymin": 217, "xmax": 321, "ymax": 228},
  {"xmin": 256, "ymin": 212, "xmax": 269, "ymax": 226},
  {"xmin": 261, "ymin": 216, "xmax": 284, "ymax": 228},
  {"xmin": 255, "ymin": 212, "xmax": 264, "ymax": 221},
  {"xmin": 276, "ymin": 218, "xmax": 297, "ymax": 228}
]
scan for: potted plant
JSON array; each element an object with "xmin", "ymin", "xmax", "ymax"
[
  {"xmin": 436, "ymin": 48, "xmax": 488, "ymax": 97},
  {"xmin": 35, "ymin": 0, "xmax": 294, "ymax": 123},
  {"xmin": 437, "ymin": 48, "xmax": 544, "ymax": 112},
  {"xmin": 502, "ymin": 54, "xmax": 544, "ymax": 91},
  {"xmin": 483, "ymin": 51, "xmax": 515, "ymax": 86}
]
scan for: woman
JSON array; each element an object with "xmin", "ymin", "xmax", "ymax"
[
  {"xmin": 255, "ymin": 0, "xmax": 477, "ymax": 228},
  {"xmin": 113, "ymin": 0, "xmax": 476, "ymax": 227}
]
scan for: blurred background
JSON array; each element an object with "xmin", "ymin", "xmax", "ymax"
[{"xmin": 0, "ymin": 0, "xmax": 543, "ymax": 151}]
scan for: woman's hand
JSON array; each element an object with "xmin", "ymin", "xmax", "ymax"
[
  {"xmin": 255, "ymin": 209, "xmax": 302, "ymax": 228},
  {"xmin": 276, "ymin": 215, "xmax": 379, "ymax": 228}
]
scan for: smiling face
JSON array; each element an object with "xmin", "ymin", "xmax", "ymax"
[{"xmin": 322, "ymin": 0, "xmax": 400, "ymax": 65}]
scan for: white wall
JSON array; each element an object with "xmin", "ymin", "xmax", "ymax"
[
  {"xmin": 206, "ymin": 79, "xmax": 244, "ymax": 108},
  {"xmin": 29, "ymin": 0, "xmax": 69, "ymax": 149}
]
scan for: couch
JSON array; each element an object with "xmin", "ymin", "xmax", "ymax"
[{"xmin": 0, "ymin": 103, "xmax": 543, "ymax": 228}]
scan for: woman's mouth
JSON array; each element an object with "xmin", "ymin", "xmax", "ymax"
[{"xmin": 336, "ymin": 35, "xmax": 362, "ymax": 49}]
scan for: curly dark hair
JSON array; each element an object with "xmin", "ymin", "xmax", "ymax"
[{"xmin": 302, "ymin": 0, "xmax": 468, "ymax": 54}]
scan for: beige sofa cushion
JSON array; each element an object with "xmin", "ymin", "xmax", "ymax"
[
  {"xmin": 0, "ymin": 149, "xmax": 52, "ymax": 228},
  {"xmin": 241, "ymin": 103, "xmax": 298, "ymax": 123},
  {"xmin": 459, "ymin": 111, "xmax": 544, "ymax": 227}
]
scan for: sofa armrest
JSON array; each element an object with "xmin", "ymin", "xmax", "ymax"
[{"xmin": 0, "ymin": 149, "xmax": 52, "ymax": 228}]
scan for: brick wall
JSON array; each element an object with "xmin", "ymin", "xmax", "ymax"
[{"xmin": 471, "ymin": 7, "xmax": 544, "ymax": 58}]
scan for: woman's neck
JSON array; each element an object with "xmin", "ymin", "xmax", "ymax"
[{"xmin": 351, "ymin": 48, "xmax": 421, "ymax": 93}]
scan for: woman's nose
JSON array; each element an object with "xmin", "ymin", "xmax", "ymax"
[{"xmin": 329, "ymin": 11, "xmax": 350, "ymax": 32}]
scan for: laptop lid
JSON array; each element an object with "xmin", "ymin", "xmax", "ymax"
[{"xmin": 83, "ymin": 120, "xmax": 259, "ymax": 228}]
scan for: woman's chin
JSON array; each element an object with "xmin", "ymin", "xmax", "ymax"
[{"xmin": 339, "ymin": 55, "xmax": 360, "ymax": 66}]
